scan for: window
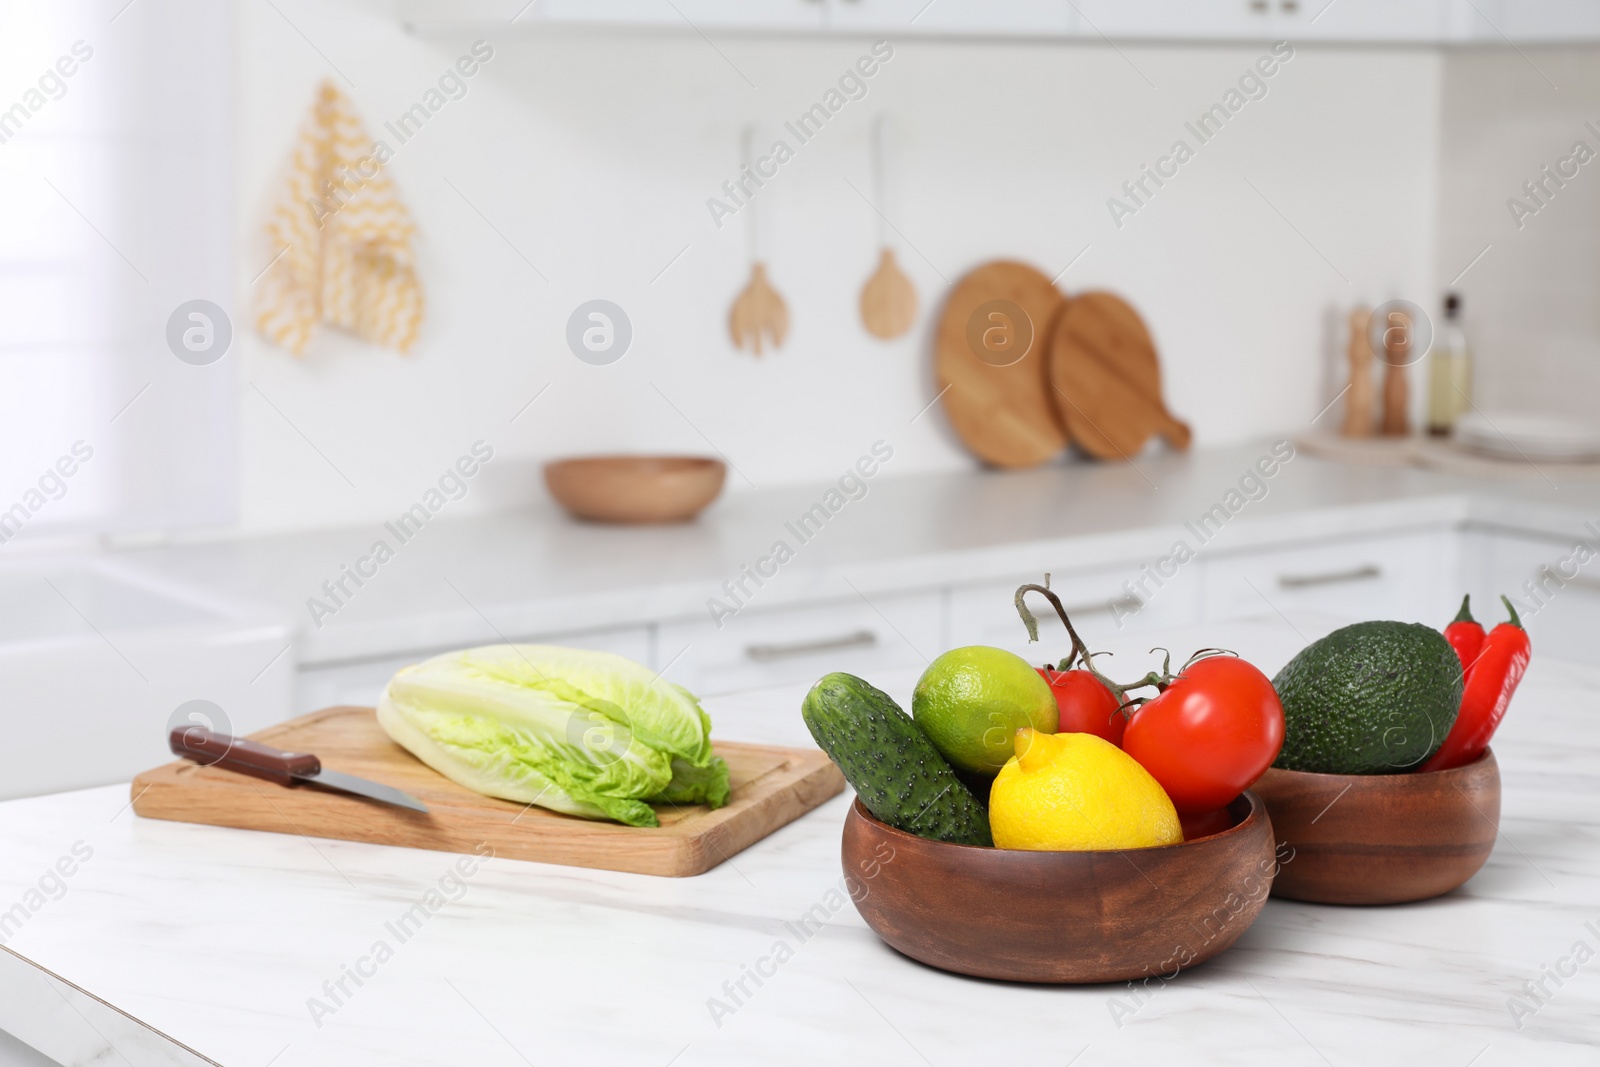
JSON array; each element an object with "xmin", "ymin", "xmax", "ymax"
[{"xmin": 0, "ymin": 0, "xmax": 233, "ymax": 544}]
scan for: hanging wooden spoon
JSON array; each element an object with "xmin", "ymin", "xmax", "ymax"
[
  {"xmin": 729, "ymin": 125, "xmax": 788, "ymax": 356},
  {"xmin": 859, "ymin": 116, "xmax": 916, "ymax": 340}
]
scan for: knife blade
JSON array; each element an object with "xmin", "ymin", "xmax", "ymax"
[{"xmin": 169, "ymin": 726, "xmax": 429, "ymax": 813}]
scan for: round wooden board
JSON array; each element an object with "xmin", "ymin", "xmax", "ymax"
[
  {"xmin": 1048, "ymin": 291, "xmax": 1190, "ymax": 461},
  {"xmin": 934, "ymin": 261, "xmax": 1069, "ymax": 469}
]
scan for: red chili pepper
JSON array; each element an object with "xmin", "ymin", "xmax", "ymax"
[
  {"xmin": 1422, "ymin": 596, "xmax": 1530, "ymax": 772},
  {"xmin": 1443, "ymin": 594, "xmax": 1486, "ymax": 683}
]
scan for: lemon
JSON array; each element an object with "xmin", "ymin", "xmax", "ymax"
[
  {"xmin": 989, "ymin": 728, "xmax": 1182, "ymax": 851},
  {"xmin": 912, "ymin": 646, "xmax": 1058, "ymax": 776}
]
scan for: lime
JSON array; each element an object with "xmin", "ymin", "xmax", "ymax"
[{"xmin": 911, "ymin": 646, "xmax": 1058, "ymax": 776}]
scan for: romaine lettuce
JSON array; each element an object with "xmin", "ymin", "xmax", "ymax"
[{"xmin": 377, "ymin": 644, "xmax": 730, "ymax": 827}]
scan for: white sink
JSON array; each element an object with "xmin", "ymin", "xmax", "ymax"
[{"xmin": 0, "ymin": 558, "xmax": 295, "ymax": 800}]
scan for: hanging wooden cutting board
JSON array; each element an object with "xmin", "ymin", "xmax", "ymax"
[
  {"xmin": 131, "ymin": 706, "xmax": 844, "ymax": 878},
  {"xmin": 1048, "ymin": 291, "xmax": 1190, "ymax": 460},
  {"xmin": 934, "ymin": 261, "xmax": 1069, "ymax": 469}
]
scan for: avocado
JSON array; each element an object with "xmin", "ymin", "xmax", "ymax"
[{"xmin": 1272, "ymin": 620, "xmax": 1462, "ymax": 774}]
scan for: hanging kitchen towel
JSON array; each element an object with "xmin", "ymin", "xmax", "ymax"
[{"xmin": 255, "ymin": 79, "xmax": 424, "ymax": 356}]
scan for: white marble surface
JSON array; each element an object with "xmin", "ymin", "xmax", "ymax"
[
  {"xmin": 0, "ymin": 616, "xmax": 1596, "ymax": 1066},
  {"xmin": 102, "ymin": 444, "xmax": 1600, "ymax": 665}
]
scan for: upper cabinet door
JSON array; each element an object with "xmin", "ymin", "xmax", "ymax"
[{"xmin": 823, "ymin": 0, "xmax": 1073, "ymax": 36}]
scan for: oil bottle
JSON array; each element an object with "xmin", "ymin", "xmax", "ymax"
[{"xmin": 1427, "ymin": 292, "xmax": 1472, "ymax": 436}]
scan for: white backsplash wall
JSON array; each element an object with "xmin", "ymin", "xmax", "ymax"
[
  {"xmin": 1437, "ymin": 47, "xmax": 1600, "ymax": 425},
  {"xmin": 234, "ymin": 0, "xmax": 1441, "ymax": 535}
]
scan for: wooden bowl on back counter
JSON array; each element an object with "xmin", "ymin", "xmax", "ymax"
[
  {"xmin": 840, "ymin": 792, "xmax": 1280, "ymax": 984},
  {"xmin": 543, "ymin": 455, "xmax": 726, "ymax": 524},
  {"xmin": 1252, "ymin": 748, "xmax": 1500, "ymax": 905}
]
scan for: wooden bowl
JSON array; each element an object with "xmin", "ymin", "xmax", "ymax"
[
  {"xmin": 543, "ymin": 455, "xmax": 726, "ymax": 524},
  {"xmin": 840, "ymin": 792, "xmax": 1278, "ymax": 983},
  {"xmin": 1252, "ymin": 748, "xmax": 1500, "ymax": 905}
]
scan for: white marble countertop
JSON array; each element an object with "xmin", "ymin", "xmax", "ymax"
[
  {"xmin": 100, "ymin": 443, "xmax": 1600, "ymax": 666},
  {"xmin": 1, "ymin": 616, "xmax": 1595, "ymax": 1066}
]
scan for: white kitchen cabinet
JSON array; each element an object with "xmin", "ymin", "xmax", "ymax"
[
  {"xmin": 662, "ymin": 0, "xmax": 826, "ymax": 29},
  {"xmin": 401, "ymin": 0, "xmax": 1600, "ymax": 41},
  {"xmin": 1201, "ymin": 529, "xmax": 1456, "ymax": 627},
  {"xmin": 1073, "ymin": 0, "xmax": 1287, "ymax": 40},
  {"xmin": 400, "ymin": 0, "xmax": 824, "ymax": 32},
  {"xmin": 1076, "ymin": 0, "xmax": 1454, "ymax": 42},
  {"xmin": 824, "ymin": 0, "xmax": 1073, "ymax": 35},
  {"xmin": 522, "ymin": 0, "xmax": 676, "ymax": 25},
  {"xmin": 281, "ymin": 524, "xmax": 1594, "ymax": 722},
  {"xmin": 1457, "ymin": 0, "xmax": 1600, "ymax": 41},
  {"xmin": 656, "ymin": 591, "xmax": 941, "ymax": 696},
  {"xmin": 1299, "ymin": 0, "xmax": 1455, "ymax": 42},
  {"xmin": 295, "ymin": 625, "xmax": 653, "ymax": 714},
  {"xmin": 946, "ymin": 562, "xmax": 1203, "ymax": 665},
  {"xmin": 1470, "ymin": 532, "xmax": 1600, "ymax": 663},
  {"xmin": 399, "ymin": 0, "xmax": 571, "ymax": 30}
]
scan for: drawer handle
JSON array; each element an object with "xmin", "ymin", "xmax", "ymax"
[
  {"xmin": 1081, "ymin": 591, "xmax": 1145, "ymax": 617},
  {"xmin": 1013, "ymin": 596, "xmax": 1141, "ymax": 621},
  {"xmin": 1277, "ymin": 565, "xmax": 1381, "ymax": 590},
  {"xmin": 745, "ymin": 630, "xmax": 876, "ymax": 662},
  {"xmin": 1068, "ymin": 595, "xmax": 1141, "ymax": 617}
]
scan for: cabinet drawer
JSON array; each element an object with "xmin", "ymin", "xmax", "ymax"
[
  {"xmin": 402, "ymin": 0, "xmax": 823, "ymax": 30},
  {"xmin": 1301, "ymin": 0, "xmax": 1451, "ymax": 42},
  {"xmin": 657, "ymin": 591, "xmax": 941, "ymax": 697},
  {"xmin": 1202, "ymin": 531, "xmax": 1452, "ymax": 626},
  {"xmin": 947, "ymin": 563, "xmax": 1202, "ymax": 664},
  {"xmin": 1478, "ymin": 534, "xmax": 1600, "ymax": 663},
  {"xmin": 826, "ymin": 0, "xmax": 1071, "ymax": 33},
  {"xmin": 295, "ymin": 625, "xmax": 652, "ymax": 714},
  {"xmin": 1074, "ymin": 0, "xmax": 1281, "ymax": 38}
]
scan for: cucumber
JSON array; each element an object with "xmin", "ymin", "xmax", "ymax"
[{"xmin": 802, "ymin": 672, "xmax": 992, "ymax": 847}]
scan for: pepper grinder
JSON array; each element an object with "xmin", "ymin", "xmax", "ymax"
[
  {"xmin": 1342, "ymin": 307, "xmax": 1375, "ymax": 438},
  {"xmin": 1379, "ymin": 308, "xmax": 1411, "ymax": 437}
]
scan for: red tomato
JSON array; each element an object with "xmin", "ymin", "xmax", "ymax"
[
  {"xmin": 1036, "ymin": 667, "xmax": 1126, "ymax": 746},
  {"xmin": 1122, "ymin": 656, "xmax": 1284, "ymax": 814}
]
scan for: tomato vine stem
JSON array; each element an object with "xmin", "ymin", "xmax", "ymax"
[{"xmin": 1013, "ymin": 577, "xmax": 1166, "ymax": 713}]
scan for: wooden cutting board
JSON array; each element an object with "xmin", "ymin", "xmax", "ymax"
[
  {"xmin": 131, "ymin": 707, "xmax": 845, "ymax": 878},
  {"xmin": 934, "ymin": 260, "xmax": 1069, "ymax": 469},
  {"xmin": 1048, "ymin": 291, "xmax": 1190, "ymax": 460}
]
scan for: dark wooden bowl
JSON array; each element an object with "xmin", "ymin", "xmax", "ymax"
[
  {"xmin": 840, "ymin": 792, "xmax": 1277, "ymax": 984},
  {"xmin": 1253, "ymin": 748, "xmax": 1500, "ymax": 905},
  {"xmin": 543, "ymin": 455, "xmax": 725, "ymax": 524}
]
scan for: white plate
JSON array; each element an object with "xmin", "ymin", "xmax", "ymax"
[{"xmin": 1455, "ymin": 411, "xmax": 1600, "ymax": 461}]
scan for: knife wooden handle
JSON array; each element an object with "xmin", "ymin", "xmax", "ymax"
[{"xmin": 169, "ymin": 726, "xmax": 321, "ymax": 787}]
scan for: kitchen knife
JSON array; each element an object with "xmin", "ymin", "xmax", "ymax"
[{"xmin": 169, "ymin": 726, "xmax": 429, "ymax": 813}]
